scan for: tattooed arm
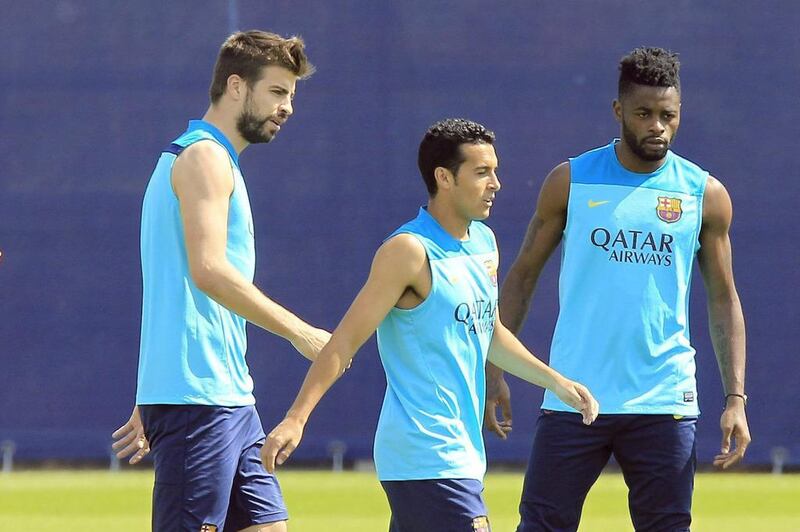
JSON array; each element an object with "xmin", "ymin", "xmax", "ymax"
[
  {"xmin": 698, "ymin": 175, "xmax": 750, "ymax": 469},
  {"xmin": 485, "ymin": 162, "xmax": 570, "ymax": 439}
]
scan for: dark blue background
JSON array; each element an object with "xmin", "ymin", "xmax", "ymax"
[{"xmin": 1, "ymin": 1, "xmax": 797, "ymax": 466}]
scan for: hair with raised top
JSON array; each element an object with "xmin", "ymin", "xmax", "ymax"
[
  {"xmin": 618, "ymin": 47, "xmax": 680, "ymax": 97},
  {"xmin": 209, "ymin": 30, "xmax": 314, "ymax": 103}
]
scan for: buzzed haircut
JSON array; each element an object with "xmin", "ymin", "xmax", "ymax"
[
  {"xmin": 209, "ymin": 30, "xmax": 315, "ymax": 103},
  {"xmin": 618, "ymin": 47, "xmax": 681, "ymax": 97},
  {"xmin": 418, "ymin": 118, "xmax": 496, "ymax": 196}
]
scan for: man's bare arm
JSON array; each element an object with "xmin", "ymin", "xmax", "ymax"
[
  {"xmin": 488, "ymin": 317, "xmax": 598, "ymax": 425},
  {"xmin": 261, "ymin": 234, "xmax": 429, "ymax": 471},
  {"xmin": 499, "ymin": 162, "xmax": 570, "ymax": 333},
  {"xmin": 173, "ymin": 141, "xmax": 329, "ymax": 360},
  {"xmin": 697, "ymin": 176, "xmax": 750, "ymax": 469},
  {"xmin": 485, "ymin": 162, "xmax": 570, "ymax": 437}
]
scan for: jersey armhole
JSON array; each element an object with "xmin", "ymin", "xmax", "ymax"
[
  {"xmin": 388, "ymin": 231, "xmax": 437, "ymax": 314},
  {"xmin": 562, "ymin": 160, "xmax": 574, "ymax": 240},
  {"xmin": 694, "ymin": 172, "xmax": 710, "ymax": 252},
  {"xmin": 167, "ymin": 138, "xmax": 237, "ymax": 199}
]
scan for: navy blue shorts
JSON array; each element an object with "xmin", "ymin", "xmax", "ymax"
[
  {"xmin": 381, "ymin": 478, "xmax": 491, "ymax": 531},
  {"xmin": 517, "ymin": 411, "xmax": 697, "ymax": 532},
  {"xmin": 140, "ymin": 404, "xmax": 288, "ymax": 532}
]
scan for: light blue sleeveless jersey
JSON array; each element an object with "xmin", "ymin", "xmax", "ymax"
[
  {"xmin": 374, "ymin": 207, "xmax": 499, "ymax": 481},
  {"xmin": 543, "ymin": 140, "xmax": 708, "ymax": 416},
  {"xmin": 136, "ymin": 120, "xmax": 256, "ymax": 406}
]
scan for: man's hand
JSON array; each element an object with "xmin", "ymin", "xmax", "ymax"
[
  {"xmin": 484, "ymin": 372, "xmax": 512, "ymax": 440},
  {"xmin": 262, "ymin": 416, "xmax": 305, "ymax": 473},
  {"xmin": 553, "ymin": 378, "xmax": 599, "ymax": 425},
  {"xmin": 291, "ymin": 326, "xmax": 331, "ymax": 361},
  {"xmin": 713, "ymin": 400, "xmax": 751, "ymax": 469},
  {"xmin": 111, "ymin": 406, "xmax": 150, "ymax": 465}
]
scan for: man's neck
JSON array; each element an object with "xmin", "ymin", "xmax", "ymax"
[
  {"xmin": 427, "ymin": 200, "xmax": 470, "ymax": 241},
  {"xmin": 614, "ymin": 140, "xmax": 665, "ymax": 174},
  {"xmin": 202, "ymin": 106, "xmax": 248, "ymax": 155}
]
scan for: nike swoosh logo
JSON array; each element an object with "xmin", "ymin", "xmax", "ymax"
[{"xmin": 588, "ymin": 200, "xmax": 610, "ymax": 208}]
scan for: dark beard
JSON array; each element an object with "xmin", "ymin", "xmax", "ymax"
[
  {"xmin": 621, "ymin": 120, "xmax": 671, "ymax": 162},
  {"xmin": 236, "ymin": 109, "xmax": 273, "ymax": 144}
]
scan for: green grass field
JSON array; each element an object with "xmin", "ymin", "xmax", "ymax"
[{"xmin": 0, "ymin": 470, "xmax": 797, "ymax": 531}]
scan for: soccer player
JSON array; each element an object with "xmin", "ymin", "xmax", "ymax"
[
  {"xmin": 485, "ymin": 47, "xmax": 751, "ymax": 531},
  {"xmin": 262, "ymin": 119, "xmax": 599, "ymax": 531},
  {"xmin": 111, "ymin": 31, "xmax": 329, "ymax": 532}
]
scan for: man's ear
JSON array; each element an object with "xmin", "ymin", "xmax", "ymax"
[
  {"xmin": 612, "ymin": 98, "xmax": 622, "ymax": 124},
  {"xmin": 434, "ymin": 166, "xmax": 455, "ymax": 191},
  {"xmin": 226, "ymin": 74, "xmax": 246, "ymax": 102}
]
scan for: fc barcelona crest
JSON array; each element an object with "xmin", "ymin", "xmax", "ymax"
[
  {"xmin": 483, "ymin": 259, "xmax": 498, "ymax": 287},
  {"xmin": 656, "ymin": 196, "xmax": 683, "ymax": 223}
]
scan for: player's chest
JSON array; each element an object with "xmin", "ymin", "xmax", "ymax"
[{"xmin": 569, "ymin": 183, "xmax": 701, "ymax": 237}]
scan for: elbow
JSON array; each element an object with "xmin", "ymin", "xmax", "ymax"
[
  {"xmin": 190, "ymin": 260, "xmax": 223, "ymax": 294},
  {"xmin": 319, "ymin": 337, "xmax": 358, "ymax": 375},
  {"xmin": 503, "ymin": 266, "xmax": 536, "ymax": 293},
  {"xmin": 708, "ymin": 287, "xmax": 742, "ymax": 310}
]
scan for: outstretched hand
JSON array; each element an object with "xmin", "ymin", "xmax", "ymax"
[
  {"xmin": 714, "ymin": 402, "xmax": 750, "ymax": 469},
  {"xmin": 262, "ymin": 416, "xmax": 305, "ymax": 473},
  {"xmin": 554, "ymin": 378, "xmax": 599, "ymax": 425},
  {"xmin": 111, "ymin": 406, "xmax": 150, "ymax": 465},
  {"xmin": 484, "ymin": 374, "xmax": 512, "ymax": 439}
]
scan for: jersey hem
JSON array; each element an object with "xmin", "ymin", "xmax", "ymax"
[
  {"xmin": 541, "ymin": 402, "xmax": 700, "ymax": 416},
  {"xmin": 376, "ymin": 471, "xmax": 485, "ymax": 482},
  {"xmin": 136, "ymin": 394, "xmax": 256, "ymax": 407}
]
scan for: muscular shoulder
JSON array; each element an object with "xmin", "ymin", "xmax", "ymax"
[
  {"xmin": 537, "ymin": 161, "xmax": 571, "ymax": 215},
  {"xmin": 377, "ymin": 233, "xmax": 427, "ymax": 266},
  {"xmin": 368, "ymin": 233, "xmax": 427, "ymax": 285},
  {"xmin": 704, "ymin": 175, "xmax": 728, "ymax": 199},
  {"xmin": 172, "ymin": 140, "xmax": 233, "ymax": 198},
  {"xmin": 175, "ymin": 140, "xmax": 230, "ymax": 169},
  {"xmin": 548, "ymin": 161, "xmax": 571, "ymax": 185},
  {"xmin": 702, "ymin": 175, "xmax": 733, "ymax": 232}
]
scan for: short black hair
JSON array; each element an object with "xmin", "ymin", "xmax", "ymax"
[
  {"xmin": 618, "ymin": 47, "xmax": 680, "ymax": 97},
  {"xmin": 418, "ymin": 118, "xmax": 495, "ymax": 196}
]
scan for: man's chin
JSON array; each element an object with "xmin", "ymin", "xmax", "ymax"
[
  {"xmin": 474, "ymin": 208, "xmax": 491, "ymax": 221},
  {"xmin": 238, "ymin": 121, "xmax": 277, "ymax": 144},
  {"xmin": 637, "ymin": 145, "xmax": 668, "ymax": 162},
  {"xmin": 243, "ymin": 132, "xmax": 274, "ymax": 145},
  {"xmin": 644, "ymin": 150, "xmax": 668, "ymax": 161}
]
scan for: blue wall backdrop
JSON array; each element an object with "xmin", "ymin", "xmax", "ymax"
[{"xmin": 1, "ymin": 1, "xmax": 798, "ymax": 467}]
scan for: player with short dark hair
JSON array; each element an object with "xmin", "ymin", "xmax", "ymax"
[
  {"xmin": 417, "ymin": 118, "xmax": 497, "ymax": 195},
  {"xmin": 111, "ymin": 30, "xmax": 328, "ymax": 532},
  {"xmin": 485, "ymin": 46, "xmax": 751, "ymax": 531},
  {"xmin": 618, "ymin": 46, "xmax": 680, "ymax": 97},
  {"xmin": 263, "ymin": 118, "xmax": 598, "ymax": 531}
]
